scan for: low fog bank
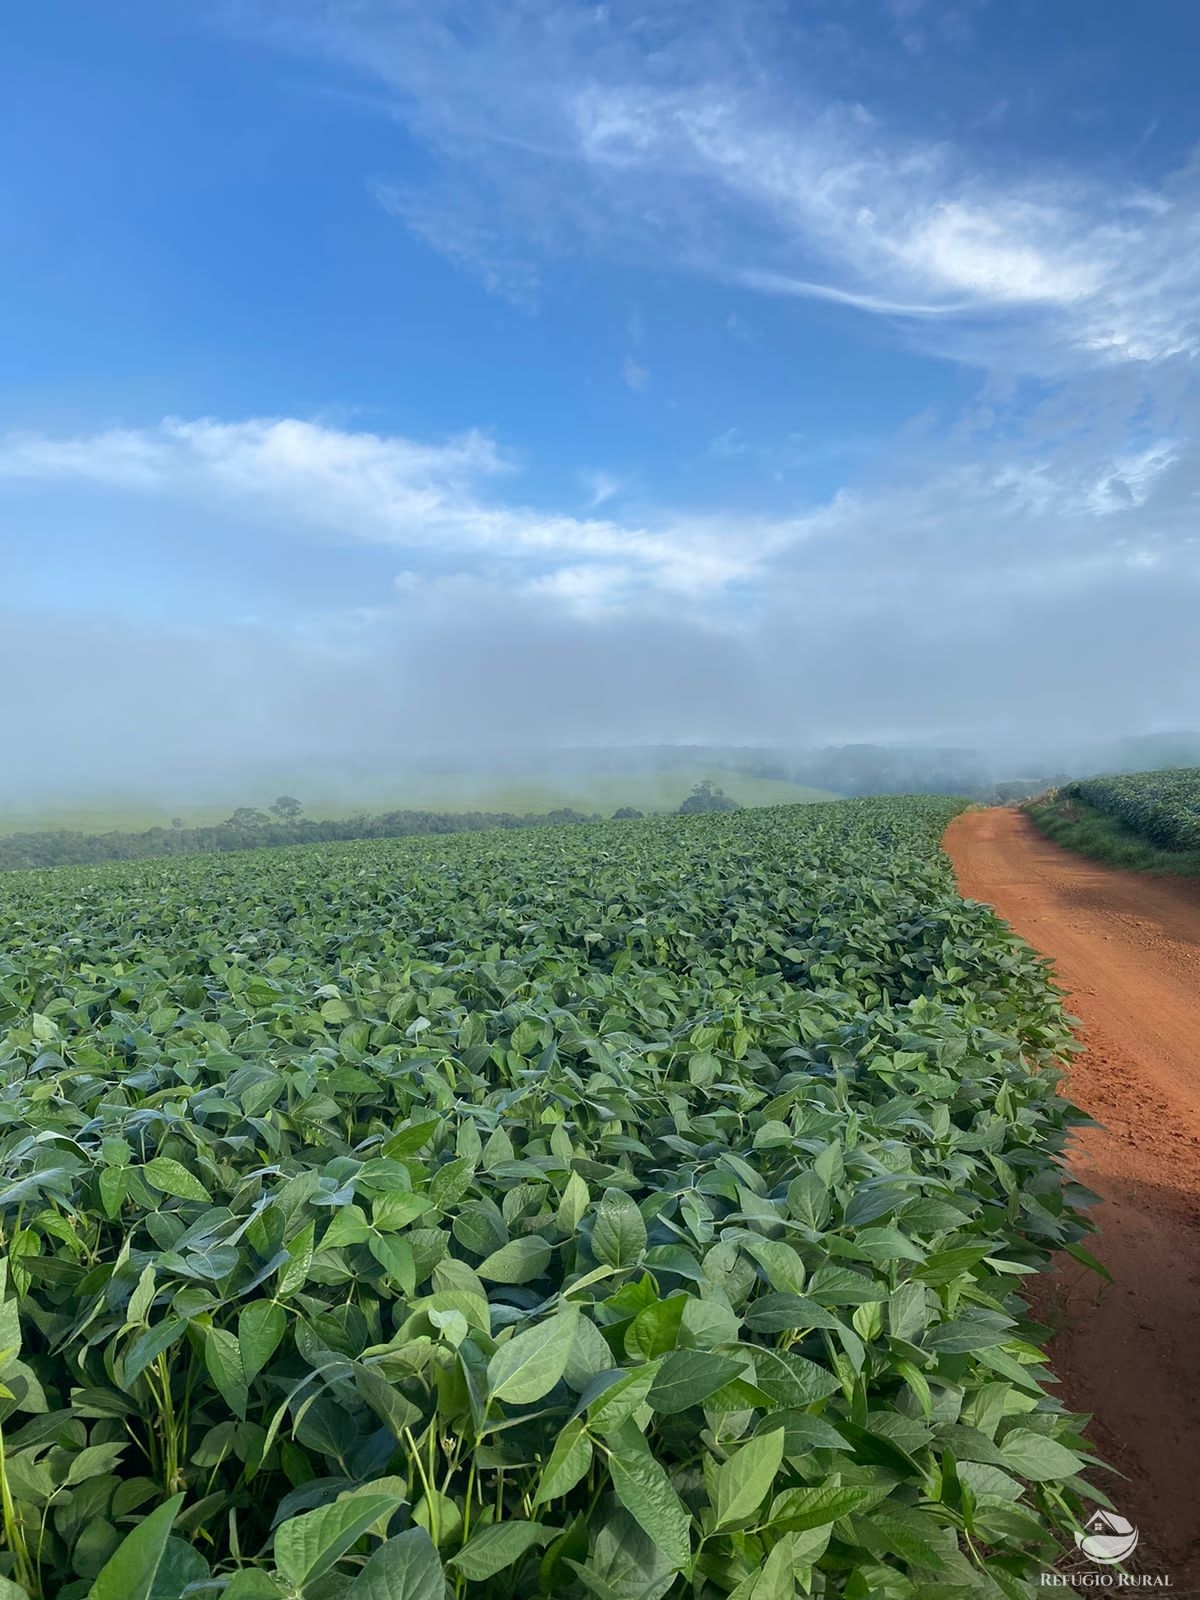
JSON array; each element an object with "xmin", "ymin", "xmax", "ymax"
[
  {"xmin": 3, "ymin": 730, "xmax": 1198, "ymax": 831},
  {"xmin": 1, "ymin": 591, "xmax": 1197, "ymax": 820}
]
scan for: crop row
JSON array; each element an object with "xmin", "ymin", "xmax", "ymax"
[
  {"xmin": 1064, "ymin": 768, "xmax": 1200, "ymax": 851},
  {"xmin": 0, "ymin": 799, "xmax": 1094, "ymax": 1598}
]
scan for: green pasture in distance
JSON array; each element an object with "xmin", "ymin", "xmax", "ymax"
[{"xmin": 0, "ymin": 769, "xmax": 834, "ymax": 834}]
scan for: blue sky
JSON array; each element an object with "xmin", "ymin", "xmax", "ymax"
[{"xmin": 4, "ymin": 0, "xmax": 1200, "ymax": 792}]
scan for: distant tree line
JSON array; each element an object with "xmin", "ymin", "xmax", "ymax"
[
  {"xmin": 678, "ymin": 780, "xmax": 740, "ymax": 814},
  {"xmin": 0, "ymin": 797, "xmax": 602, "ymax": 873},
  {"xmin": 0, "ymin": 788, "xmax": 737, "ymax": 872}
]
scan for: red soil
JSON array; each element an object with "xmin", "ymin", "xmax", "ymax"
[{"xmin": 944, "ymin": 807, "xmax": 1200, "ymax": 1587}]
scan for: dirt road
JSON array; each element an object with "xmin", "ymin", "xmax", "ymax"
[{"xmin": 944, "ymin": 808, "xmax": 1200, "ymax": 1584}]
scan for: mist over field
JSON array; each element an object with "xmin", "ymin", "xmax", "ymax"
[
  {"xmin": 5, "ymin": 1, "xmax": 1200, "ymax": 814},
  {"xmin": 1, "ymin": 581, "xmax": 1197, "ymax": 812}
]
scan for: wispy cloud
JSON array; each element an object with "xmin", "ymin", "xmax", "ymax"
[
  {"xmin": 235, "ymin": 0, "xmax": 1200, "ymax": 370},
  {"xmin": 621, "ymin": 356, "xmax": 649, "ymax": 392},
  {"xmin": 2, "ymin": 404, "xmax": 1189, "ymax": 618},
  {"xmin": 568, "ymin": 80, "xmax": 1200, "ymax": 364},
  {"xmin": 372, "ymin": 181, "xmax": 540, "ymax": 309},
  {"xmin": 0, "ymin": 415, "xmax": 804, "ymax": 605},
  {"xmin": 581, "ymin": 469, "xmax": 623, "ymax": 508}
]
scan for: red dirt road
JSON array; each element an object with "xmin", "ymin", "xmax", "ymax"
[{"xmin": 944, "ymin": 808, "xmax": 1200, "ymax": 1584}]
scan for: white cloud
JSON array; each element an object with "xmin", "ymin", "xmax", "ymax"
[
  {"xmin": 622, "ymin": 356, "xmax": 649, "ymax": 391},
  {"xmin": 2, "ymin": 407, "xmax": 1190, "ymax": 628},
  {"xmin": 4, "ymin": 395, "xmax": 1200, "ymax": 784},
  {"xmin": 569, "ymin": 81, "xmax": 1200, "ymax": 363},
  {"xmin": 372, "ymin": 181, "xmax": 540, "ymax": 309},
  {"xmin": 710, "ymin": 428, "xmax": 746, "ymax": 457},
  {"xmin": 0, "ymin": 415, "xmax": 805, "ymax": 606},
  {"xmin": 582, "ymin": 469, "xmax": 622, "ymax": 508},
  {"xmin": 240, "ymin": 1, "xmax": 1200, "ymax": 370}
]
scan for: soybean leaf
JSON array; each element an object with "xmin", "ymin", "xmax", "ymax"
[
  {"xmin": 714, "ymin": 1428, "xmax": 785, "ymax": 1531},
  {"xmin": 477, "ymin": 1237, "xmax": 551, "ymax": 1285},
  {"xmin": 535, "ymin": 1417, "xmax": 594, "ymax": 1504},
  {"xmin": 648, "ymin": 1350, "xmax": 744, "ymax": 1415},
  {"xmin": 999, "ymin": 1430, "xmax": 1086, "ymax": 1483},
  {"xmin": 274, "ymin": 1489, "xmax": 404, "ymax": 1591},
  {"xmin": 487, "ymin": 1310, "xmax": 578, "ymax": 1405},
  {"xmin": 204, "ymin": 1326, "xmax": 248, "ymax": 1419},
  {"xmin": 770, "ymin": 1483, "xmax": 873, "ymax": 1532},
  {"xmin": 449, "ymin": 1522, "xmax": 555, "ymax": 1581},
  {"xmin": 142, "ymin": 1158, "xmax": 209, "ymax": 1204},
  {"xmin": 592, "ymin": 1191, "xmax": 646, "ymax": 1271},
  {"xmin": 605, "ymin": 1422, "xmax": 691, "ymax": 1571},
  {"xmin": 66, "ymin": 1441, "xmax": 127, "ymax": 1486},
  {"xmin": 239, "ymin": 1301, "xmax": 287, "ymax": 1384},
  {"xmin": 752, "ymin": 1348, "xmax": 842, "ymax": 1406},
  {"xmin": 345, "ymin": 1528, "xmax": 447, "ymax": 1600},
  {"xmin": 87, "ymin": 1492, "xmax": 184, "ymax": 1600},
  {"xmin": 557, "ymin": 1172, "xmax": 590, "ymax": 1233}
]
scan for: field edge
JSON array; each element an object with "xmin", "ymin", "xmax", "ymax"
[{"xmin": 1025, "ymin": 794, "xmax": 1200, "ymax": 877}]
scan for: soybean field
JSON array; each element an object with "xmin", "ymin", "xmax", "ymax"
[
  {"xmin": 0, "ymin": 798, "xmax": 1095, "ymax": 1599},
  {"xmin": 1061, "ymin": 768, "xmax": 1200, "ymax": 853}
]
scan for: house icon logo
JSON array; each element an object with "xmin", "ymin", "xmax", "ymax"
[{"xmin": 1075, "ymin": 1509, "xmax": 1139, "ymax": 1564}]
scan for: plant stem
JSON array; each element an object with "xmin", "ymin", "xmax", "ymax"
[{"xmin": 0, "ymin": 1423, "xmax": 37, "ymax": 1598}]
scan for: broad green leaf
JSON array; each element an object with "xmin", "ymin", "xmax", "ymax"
[
  {"xmin": 278, "ymin": 1222, "xmax": 315, "ymax": 1298},
  {"xmin": 752, "ymin": 1348, "xmax": 842, "ymax": 1406},
  {"xmin": 477, "ymin": 1236, "xmax": 551, "ymax": 1284},
  {"xmin": 220, "ymin": 1576, "xmax": 285, "ymax": 1599},
  {"xmin": 142, "ymin": 1158, "xmax": 209, "ymax": 1203},
  {"xmin": 487, "ymin": 1310, "xmax": 578, "ymax": 1404},
  {"xmin": 727, "ymin": 1533, "xmax": 800, "ymax": 1600},
  {"xmin": 345, "ymin": 1528, "xmax": 447, "ymax": 1600},
  {"xmin": 591, "ymin": 1191, "xmax": 646, "ymax": 1271},
  {"xmin": 204, "ymin": 1326, "xmax": 248, "ymax": 1418},
  {"xmin": 570, "ymin": 1507, "xmax": 677, "ymax": 1600},
  {"xmin": 743, "ymin": 1239, "xmax": 807, "ymax": 1296},
  {"xmin": 448, "ymin": 1521, "xmax": 554, "ymax": 1581},
  {"xmin": 87, "ymin": 1492, "xmax": 183, "ymax": 1600},
  {"xmin": 381, "ymin": 1119, "xmax": 440, "ymax": 1157},
  {"xmin": 557, "ymin": 1172, "xmax": 590, "ymax": 1233},
  {"xmin": 238, "ymin": 1301, "xmax": 286, "ymax": 1384},
  {"xmin": 999, "ymin": 1429, "xmax": 1085, "ymax": 1483},
  {"xmin": 887, "ymin": 1281, "xmax": 928, "ymax": 1343},
  {"xmin": 148, "ymin": 1537, "xmax": 210, "ymax": 1599},
  {"xmin": 122, "ymin": 1319, "xmax": 187, "ymax": 1389},
  {"xmin": 770, "ymin": 1483, "xmax": 873, "ymax": 1532},
  {"xmin": 584, "ymin": 1363, "xmax": 662, "ymax": 1434},
  {"xmin": 714, "ymin": 1428, "xmax": 785, "ymax": 1530},
  {"xmin": 126, "ymin": 1265, "xmax": 157, "ymax": 1327},
  {"xmin": 861, "ymin": 1507, "xmax": 948, "ymax": 1569},
  {"xmin": 924, "ymin": 1315, "xmax": 1012, "ymax": 1355},
  {"xmin": 648, "ymin": 1350, "xmax": 743, "ymax": 1414},
  {"xmin": 624, "ymin": 1294, "xmax": 685, "ymax": 1360},
  {"xmin": 744, "ymin": 1294, "xmax": 842, "ymax": 1333},
  {"xmin": 534, "ymin": 1417, "xmax": 593, "ymax": 1504},
  {"xmin": 429, "ymin": 1157, "xmax": 475, "ymax": 1210},
  {"xmin": 564, "ymin": 1313, "xmax": 617, "ymax": 1392},
  {"xmin": 806, "ymin": 1264, "xmax": 886, "ymax": 1306},
  {"xmin": 274, "ymin": 1489, "xmax": 404, "ymax": 1591},
  {"xmin": 606, "ymin": 1422, "xmax": 691, "ymax": 1570},
  {"xmin": 66, "ymin": 1441, "xmax": 127, "ymax": 1486}
]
